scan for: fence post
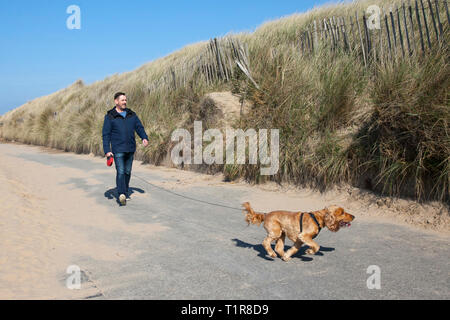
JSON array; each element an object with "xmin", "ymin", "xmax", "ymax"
[
  {"xmin": 306, "ymin": 29, "xmax": 311, "ymax": 53},
  {"xmin": 385, "ymin": 12, "xmax": 393, "ymax": 60},
  {"xmin": 349, "ymin": 16, "xmax": 355, "ymax": 50},
  {"xmin": 300, "ymin": 32, "xmax": 305, "ymax": 54},
  {"xmin": 333, "ymin": 16, "xmax": 340, "ymax": 43},
  {"xmin": 403, "ymin": 2, "xmax": 412, "ymax": 56},
  {"xmin": 170, "ymin": 67, "xmax": 176, "ymax": 90},
  {"xmin": 445, "ymin": 0, "xmax": 450, "ymax": 25},
  {"xmin": 219, "ymin": 38, "xmax": 230, "ymax": 81},
  {"xmin": 396, "ymin": 5, "xmax": 406, "ymax": 57},
  {"xmin": 390, "ymin": 7, "xmax": 398, "ymax": 58},
  {"xmin": 220, "ymin": 40, "xmax": 230, "ymax": 81},
  {"xmin": 203, "ymin": 54, "xmax": 210, "ymax": 85},
  {"xmin": 309, "ymin": 26, "xmax": 315, "ymax": 53},
  {"xmin": 420, "ymin": 0, "xmax": 432, "ymax": 49},
  {"xmin": 434, "ymin": 0, "xmax": 444, "ymax": 38},
  {"xmin": 341, "ymin": 17, "xmax": 350, "ymax": 51},
  {"xmin": 209, "ymin": 40, "xmax": 218, "ymax": 81},
  {"xmin": 329, "ymin": 18, "xmax": 337, "ymax": 50},
  {"xmin": 325, "ymin": 19, "xmax": 333, "ymax": 49},
  {"xmin": 319, "ymin": 19, "xmax": 324, "ymax": 42},
  {"xmin": 363, "ymin": 13, "xmax": 371, "ymax": 59},
  {"xmin": 227, "ymin": 38, "xmax": 235, "ymax": 77},
  {"xmin": 415, "ymin": 0, "xmax": 426, "ymax": 53},
  {"xmin": 314, "ymin": 20, "xmax": 319, "ymax": 49},
  {"xmin": 214, "ymin": 38, "xmax": 226, "ymax": 80},
  {"xmin": 356, "ymin": 12, "xmax": 367, "ymax": 67},
  {"xmin": 408, "ymin": 0, "xmax": 417, "ymax": 54},
  {"xmin": 426, "ymin": 0, "xmax": 439, "ymax": 42},
  {"xmin": 379, "ymin": 8, "xmax": 385, "ymax": 64}
]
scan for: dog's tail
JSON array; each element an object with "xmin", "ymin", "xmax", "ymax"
[{"xmin": 242, "ymin": 202, "xmax": 265, "ymax": 226}]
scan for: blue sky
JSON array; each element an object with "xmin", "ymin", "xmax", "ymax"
[{"xmin": 0, "ymin": 0, "xmax": 334, "ymax": 115}]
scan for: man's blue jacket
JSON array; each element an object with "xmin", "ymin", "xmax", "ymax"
[{"xmin": 102, "ymin": 107, "xmax": 149, "ymax": 155}]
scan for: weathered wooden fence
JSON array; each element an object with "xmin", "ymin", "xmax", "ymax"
[
  {"xmin": 147, "ymin": 0, "xmax": 449, "ymax": 93},
  {"xmin": 297, "ymin": 0, "xmax": 449, "ymax": 66},
  {"xmin": 146, "ymin": 37, "xmax": 253, "ymax": 93}
]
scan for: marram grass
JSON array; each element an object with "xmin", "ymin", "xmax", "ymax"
[{"xmin": 1, "ymin": 0, "xmax": 448, "ymax": 203}]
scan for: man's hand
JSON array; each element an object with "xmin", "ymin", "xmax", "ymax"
[
  {"xmin": 142, "ymin": 139, "xmax": 149, "ymax": 147},
  {"xmin": 106, "ymin": 152, "xmax": 114, "ymax": 157}
]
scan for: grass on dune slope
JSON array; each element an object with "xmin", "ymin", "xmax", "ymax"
[{"xmin": 0, "ymin": 0, "xmax": 449, "ymax": 203}]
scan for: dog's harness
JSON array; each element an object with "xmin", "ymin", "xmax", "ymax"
[{"xmin": 299, "ymin": 212, "xmax": 322, "ymax": 239}]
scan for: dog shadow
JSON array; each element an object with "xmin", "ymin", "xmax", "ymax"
[
  {"xmin": 104, "ymin": 187, "xmax": 145, "ymax": 205},
  {"xmin": 232, "ymin": 238, "xmax": 335, "ymax": 262}
]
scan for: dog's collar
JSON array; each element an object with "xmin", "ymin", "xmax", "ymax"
[{"xmin": 300, "ymin": 212, "xmax": 322, "ymax": 239}]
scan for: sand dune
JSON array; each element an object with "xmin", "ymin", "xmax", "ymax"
[{"xmin": 0, "ymin": 141, "xmax": 448, "ymax": 299}]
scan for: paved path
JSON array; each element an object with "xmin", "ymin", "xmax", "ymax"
[{"xmin": 0, "ymin": 142, "xmax": 449, "ymax": 299}]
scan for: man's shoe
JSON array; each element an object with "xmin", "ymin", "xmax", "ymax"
[{"xmin": 119, "ymin": 194, "xmax": 127, "ymax": 205}]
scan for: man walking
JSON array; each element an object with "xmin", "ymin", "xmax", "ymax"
[{"xmin": 102, "ymin": 92, "xmax": 149, "ymax": 205}]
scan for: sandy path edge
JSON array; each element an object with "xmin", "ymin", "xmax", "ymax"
[
  {"xmin": 3, "ymin": 140, "xmax": 450, "ymax": 235},
  {"xmin": 0, "ymin": 141, "xmax": 167, "ymax": 299},
  {"xmin": 0, "ymin": 140, "xmax": 448, "ymax": 299}
]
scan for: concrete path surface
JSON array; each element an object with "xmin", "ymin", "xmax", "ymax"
[{"xmin": 0, "ymin": 142, "xmax": 448, "ymax": 299}]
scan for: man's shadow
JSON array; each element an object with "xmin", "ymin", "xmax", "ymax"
[
  {"xmin": 232, "ymin": 238, "xmax": 335, "ymax": 262},
  {"xmin": 104, "ymin": 187, "xmax": 145, "ymax": 205}
]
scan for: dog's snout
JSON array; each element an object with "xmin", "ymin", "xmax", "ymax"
[{"xmin": 344, "ymin": 212, "xmax": 355, "ymax": 221}]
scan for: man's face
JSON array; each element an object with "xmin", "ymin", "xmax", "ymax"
[{"xmin": 115, "ymin": 95, "xmax": 127, "ymax": 110}]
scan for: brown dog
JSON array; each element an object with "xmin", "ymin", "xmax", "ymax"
[{"xmin": 242, "ymin": 202, "xmax": 355, "ymax": 262}]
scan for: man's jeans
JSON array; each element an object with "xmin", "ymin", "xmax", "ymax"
[{"xmin": 114, "ymin": 152, "xmax": 134, "ymax": 197}]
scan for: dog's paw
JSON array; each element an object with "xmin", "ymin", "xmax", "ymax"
[
  {"xmin": 306, "ymin": 249, "xmax": 316, "ymax": 255},
  {"xmin": 269, "ymin": 252, "xmax": 277, "ymax": 258},
  {"xmin": 281, "ymin": 255, "xmax": 291, "ymax": 262}
]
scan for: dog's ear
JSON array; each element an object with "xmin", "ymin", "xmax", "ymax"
[
  {"xmin": 335, "ymin": 207, "xmax": 344, "ymax": 216},
  {"xmin": 324, "ymin": 208, "xmax": 339, "ymax": 232}
]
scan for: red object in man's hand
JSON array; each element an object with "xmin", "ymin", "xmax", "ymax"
[{"xmin": 107, "ymin": 156, "xmax": 114, "ymax": 167}]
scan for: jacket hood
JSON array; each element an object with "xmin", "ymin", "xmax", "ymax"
[{"xmin": 107, "ymin": 107, "xmax": 136, "ymax": 118}]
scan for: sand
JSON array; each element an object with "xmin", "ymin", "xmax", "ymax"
[
  {"xmin": 0, "ymin": 142, "xmax": 167, "ymax": 299},
  {"xmin": 0, "ymin": 141, "xmax": 448, "ymax": 299}
]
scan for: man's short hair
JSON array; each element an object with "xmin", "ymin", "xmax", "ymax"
[{"xmin": 114, "ymin": 92, "xmax": 126, "ymax": 100}]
